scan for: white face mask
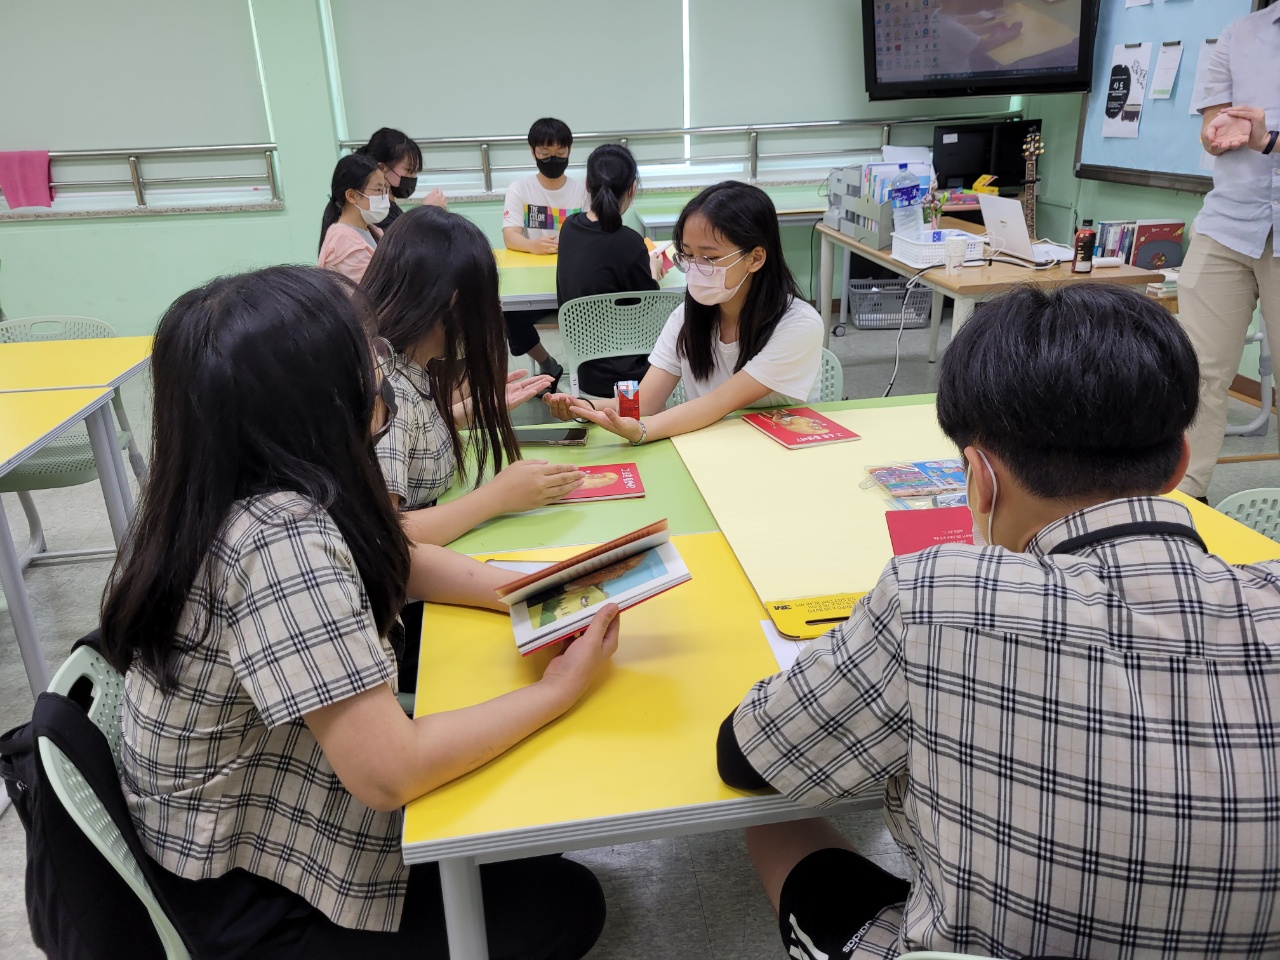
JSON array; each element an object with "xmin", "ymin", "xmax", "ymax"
[
  {"xmin": 685, "ymin": 257, "xmax": 750, "ymax": 305},
  {"xmin": 966, "ymin": 449, "xmax": 998, "ymax": 547},
  {"xmin": 359, "ymin": 192, "xmax": 390, "ymax": 226}
]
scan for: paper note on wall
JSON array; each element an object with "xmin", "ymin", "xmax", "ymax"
[
  {"xmin": 1150, "ymin": 41, "xmax": 1183, "ymax": 100},
  {"xmin": 1102, "ymin": 43, "xmax": 1152, "ymax": 139},
  {"xmin": 1189, "ymin": 39, "xmax": 1218, "ymax": 116}
]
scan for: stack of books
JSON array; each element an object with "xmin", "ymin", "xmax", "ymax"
[
  {"xmin": 1146, "ymin": 268, "xmax": 1179, "ymax": 298},
  {"xmin": 1092, "ymin": 219, "xmax": 1186, "ymax": 270}
]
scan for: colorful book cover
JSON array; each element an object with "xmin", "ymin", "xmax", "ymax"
[
  {"xmin": 885, "ymin": 505, "xmax": 974, "ymax": 555},
  {"xmin": 1130, "ymin": 220, "xmax": 1185, "ymax": 270},
  {"xmin": 558, "ymin": 463, "xmax": 645, "ymax": 503},
  {"xmin": 742, "ymin": 408, "xmax": 861, "ymax": 449},
  {"xmin": 867, "ymin": 459, "xmax": 966, "ymax": 498}
]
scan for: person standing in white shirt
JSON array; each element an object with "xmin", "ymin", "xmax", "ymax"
[
  {"xmin": 1176, "ymin": 5, "xmax": 1280, "ymax": 500},
  {"xmin": 543, "ymin": 181, "xmax": 824, "ymax": 444},
  {"xmin": 501, "ymin": 117, "xmax": 589, "ymax": 390}
]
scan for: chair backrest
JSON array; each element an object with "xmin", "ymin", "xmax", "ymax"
[
  {"xmin": 558, "ymin": 291, "xmax": 684, "ymax": 397},
  {"xmin": 40, "ymin": 647, "xmax": 191, "ymax": 960},
  {"xmin": 0, "ymin": 315, "xmax": 116, "ymax": 343},
  {"xmin": 1215, "ymin": 488, "xmax": 1280, "ymax": 542},
  {"xmin": 664, "ymin": 347, "xmax": 843, "ymax": 410}
]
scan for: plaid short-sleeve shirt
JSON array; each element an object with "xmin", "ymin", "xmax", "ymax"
[
  {"xmin": 735, "ymin": 497, "xmax": 1280, "ymax": 959},
  {"xmin": 120, "ymin": 492, "xmax": 406, "ymax": 932},
  {"xmin": 375, "ymin": 353, "xmax": 456, "ymax": 510}
]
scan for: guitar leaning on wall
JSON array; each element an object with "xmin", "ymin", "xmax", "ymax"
[{"xmin": 1022, "ymin": 131, "xmax": 1044, "ymax": 241}]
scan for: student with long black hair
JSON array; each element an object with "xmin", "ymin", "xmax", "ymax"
[
  {"xmin": 363, "ymin": 204, "xmax": 584, "ymax": 548},
  {"xmin": 101, "ymin": 265, "xmax": 613, "ymax": 959},
  {"xmin": 556, "ymin": 143, "xmax": 668, "ymax": 397},
  {"xmin": 318, "ymin": 153, "xmax": 389, "ymax": 283},
  {"xmin": 356, "ymin": 126, "xmax": 446, "ymax": 229},
  {"xmin": 544, "ymin": 181, "xmax": 823, "ymax": 442}
]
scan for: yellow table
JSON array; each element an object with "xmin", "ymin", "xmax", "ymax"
[
  {"xmin": 0, "ymin": 389, "xmax": 135, "ymax": 694},
  {"xmin": 495, "ymin": 247, "xmax": 685, "ymax": 312},
  {"xmin": 0, "ymin": 335, "xmax": 153, "ymax": 393}
]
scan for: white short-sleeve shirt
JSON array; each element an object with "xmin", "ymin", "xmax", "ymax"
[
  {"xmin": 502, "ymin": 175, "xmax": 589, "ymax": 241},
  {"xmin": 647, "ymin": 297, "xmax": 824, "ymax": 407}
]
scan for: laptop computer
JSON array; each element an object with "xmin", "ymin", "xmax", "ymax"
[{"xmin": 977, "ymin": 194, "xmax": 1073, "ymax": 265}]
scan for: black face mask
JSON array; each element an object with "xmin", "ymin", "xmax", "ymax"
[
  {"xmin": 536, "ymin": 156, "xmax": 569, "ymax": 179},
  {"xmin": 390, "ymin": 176, "xmax": 417, "ymax": 200}
]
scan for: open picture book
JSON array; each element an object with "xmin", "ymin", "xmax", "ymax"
[{"xmin": 495, "ymin": 519, "xmax": 691, "ymax": 655}]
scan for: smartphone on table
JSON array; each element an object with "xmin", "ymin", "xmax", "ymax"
[{"xmin": 516, "ymin": 426, "xmax": 589, "ymax": 447}]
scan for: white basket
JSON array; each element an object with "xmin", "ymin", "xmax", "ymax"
[{"xmin": 891, "ymin": 229, "xmax": 985, "ymax": 269}]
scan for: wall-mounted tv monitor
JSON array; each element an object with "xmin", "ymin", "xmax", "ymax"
[{"xmin": 863, "ymin": 0, "xmax": 1098, "ymax": 101}]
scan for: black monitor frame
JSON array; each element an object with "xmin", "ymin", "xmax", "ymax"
[{"xmin": 861, "ymin": 0, "xmax": 1100, "ymax": 102}]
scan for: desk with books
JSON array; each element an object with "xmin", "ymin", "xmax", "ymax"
[
  {"xmin": 411, "ymin": 395, "xmax": 1280, "ymax": 960},
  {"xmin": 815, "ymin": 219, "xmax": 1166, "ymax": 361}
]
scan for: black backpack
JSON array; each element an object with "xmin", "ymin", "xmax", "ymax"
[{"xmin": 0, "ymin": 634, "xmax": 191, "ymax": 960}]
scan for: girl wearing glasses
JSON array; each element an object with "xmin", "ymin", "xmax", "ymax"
[
  {"xmin": 318, "ymin": 154, "xmax": 390, "ymax": 284},
  {"xmin": 102, "ymin": 265, "xmax": 613, "ymax": 958},
  {"xmin": 544, "ymin": 181, "xmax": 823, "ymax": 444}
]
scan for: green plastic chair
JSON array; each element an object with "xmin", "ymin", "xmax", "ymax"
[
  {"xmin": 0, "ymin": 316, "xmax": 147, "ymax": 571},
  {"xmin": 1215, "ymin": 488, "xmax": 1280, "ymax": 542},
  {"xmin": 557, "ymin": 291, "xmax": 685, "ymax": 398},
  {"xmin": 664, "ymin": 347, "xmax": 845, "ymax": 409},
  {"xmin": 39, "ymin": 646, "xmax": 191, "ymax": 959}
]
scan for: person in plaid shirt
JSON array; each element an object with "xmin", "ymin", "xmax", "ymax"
[
  {"xmin": 101, "ymin": 265, "xmax": 617, "ymax": 959},
  {"xmin": 719, "ymin": 283, "xmax": 1280, "ymax": 960}
]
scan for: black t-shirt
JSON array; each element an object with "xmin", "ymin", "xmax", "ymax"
[
  {"xmin": 556, "ymin": 213, "xmax": 660, "ymax": 397},
  {"xmin": 376, "ymin": 200, "xmax": 404, "ymax": 231}
]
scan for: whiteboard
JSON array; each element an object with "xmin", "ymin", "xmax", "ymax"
[{"xmin": 1074, "ymin": 0, "xmax": 1256, "ymax": 193}]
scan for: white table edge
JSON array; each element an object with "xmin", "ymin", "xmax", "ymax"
[{"xmin": 0, "ymin": 356, "xmax": 152, "ymax": 394}]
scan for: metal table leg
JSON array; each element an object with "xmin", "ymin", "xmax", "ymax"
[
  {"xmin": 0, "ymin": 496, "xmax": 50, "ymax": 695},
  {"xmin": 86, "ymin": 406, "xmax": 132, "ymax": 544},
  {"xmin": 440, "ymin": 856, "xmax": 489, "ymax": 960},
  {"xmin": 819, "ymin": 234, "xmax": 835, "ymax": 348},
  {"xmin": 952, "ymin": 296, "xmax": 978, "ymax": 335},
  {"xmin": 928, "ymin": 289, "xmax": 946, "ymax": 363}
]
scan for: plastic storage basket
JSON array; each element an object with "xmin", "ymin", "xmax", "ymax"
[
  {"xmin": 848, "ymin": 279, "xmax": 931, "ymax": 330},
  {"xmin": 890, "ymin": 229, "xmax": 985, "ymax": 269}
]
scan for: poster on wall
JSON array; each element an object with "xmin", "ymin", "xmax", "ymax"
[{"xmin": 1102, "ymin": 42, "xmax": 1152, "ymax": 138}]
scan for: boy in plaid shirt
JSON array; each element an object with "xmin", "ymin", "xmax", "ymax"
[{"xmin": 719, "ymin": 284, "xmax": 1280, "ymax": 960}]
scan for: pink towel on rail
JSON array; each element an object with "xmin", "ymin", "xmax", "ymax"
[{"xmin": 0, "ymin": 151, "xmax": 52, "ymax": 208}]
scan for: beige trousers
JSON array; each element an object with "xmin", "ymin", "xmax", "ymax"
[{"xmin": 1176, "ymin": 229, "xmax": 1280, "ymax": 498}]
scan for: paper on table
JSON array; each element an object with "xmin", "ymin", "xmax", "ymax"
[
  {"xmin": 1189, "ymin": 39, "xmax": 1218, "ymax": 116},
  {"xmin": 1102, "ymin": 43, "xmax": 1152, "ymax": 139},
  {"xmin": 672, "ymin": 402, "xmax": 953, "ymax": 602},
  {"xmin": 761, "ymin": 620, "xmax": 811, "ymax": 672},
  {"xmin": 1150, "ymin": 41, "xmax": 1183, "ymax": 100}
]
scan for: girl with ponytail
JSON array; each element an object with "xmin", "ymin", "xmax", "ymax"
[
  {"xmin": 555, "ymin": 143, "xmax": 669, "ymax": 396},
  {"xmin": 318, "ymin": 153, "xmax": 390, "ymax": 283}
]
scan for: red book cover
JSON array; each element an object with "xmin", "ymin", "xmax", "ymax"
[
  {"xmin": 885, "ymin": 505, "xmax": 973, "ymax": 555},
  {"xmin": 1130, "ymin": 221, "xmax": 1185, "ymax": 270},
  {"xmin": 557, "ymin": 463, "xmax": 645, "ymax": 503},
  {"xmin": 741, "ymin": 408, "xmax": 861, "ymax": 449}
]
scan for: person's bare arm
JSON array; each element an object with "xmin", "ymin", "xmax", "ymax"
[
  {"xmin": 542, "ymin": 366, "xmax": 680, "ymax": 421},
  {"xmin": 406, "ymin": 541, "xmax": 513, "ymax": 611},
  {"xmin": 306, "ymin": 605, "xmax": 620, "ymax": 811},
  {"xmin": 503, "ymin": 226, "xmax": 558, "ymax": 255},
  {"xmin": 1200, "ymin": 103, "xmax": 1250, "ymax": 156}
]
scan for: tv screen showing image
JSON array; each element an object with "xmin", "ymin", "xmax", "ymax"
[{"xmin": 863, "ymin": 0, "xmax": 1099, "ymax": 100}]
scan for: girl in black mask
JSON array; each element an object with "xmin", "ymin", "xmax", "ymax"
[{"xmin": 357, "ymin": 127, "xmax": 446, "ymax": 229}]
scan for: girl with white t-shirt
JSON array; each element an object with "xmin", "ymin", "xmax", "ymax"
[{"xmin": 543, "ymin": 181, "xmax": 823, "ymax": 444}]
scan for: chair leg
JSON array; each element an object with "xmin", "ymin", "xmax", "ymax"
[
  {"xmin": 111, "ymin": 391, "xmax": 148, "ymax": 483},
  {"xmin": 15, "ymin": 491, "xmax": 47, "ymax": 571}
]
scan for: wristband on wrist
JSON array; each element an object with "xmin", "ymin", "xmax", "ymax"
[
  {"xmin": 1264, "ymin": 130, "xmax": 1279, "ymax": 156},
  {"xmin": 630, "ymin": 421, "xmax": 648, "ymax": 446},
  {"xmin": 572, "ymin": 397, "xmax": 595, "ymax": 425}
]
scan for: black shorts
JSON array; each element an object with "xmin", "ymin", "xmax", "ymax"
[{"xmin": 777, "ymin": 848, "xmax": 910, "ymax": 960}]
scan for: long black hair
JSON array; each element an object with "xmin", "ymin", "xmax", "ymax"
[
  {"xmin": 585, "ymin": 144, "xmax": 638, "ymax": 232},
  {"xmin": 357, "ymin": 127, "xmax": 423, "ymax": 174},
  {"xmin": 672, "ymin": 181, "xmax": 803, "ymax": 382},
  {"xmin": 360, "ymin": 205, "xmax": 520, "ymax": 484},
  {"xmin": 319, "ymin": 153, "xmax": 380, "ymax": 253},
  {"xmin": 101, "ymin": 266, "xmax": 410, "ymax": 688}
]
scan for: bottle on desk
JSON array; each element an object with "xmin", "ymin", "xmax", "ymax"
[
  {"xmin": 890, "ymin": 164, "xmax": 924, "ymax": 242},
  {"xmin": 1072, "ymin": 220, "xmax": 1096, "ymax": 274}
]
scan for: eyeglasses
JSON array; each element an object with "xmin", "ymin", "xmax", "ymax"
[
  {"xmin": 372, "ymin": 337, "xmax": 395, "ymax": 378},
  {"xmin": 371, "ymin": 338, "xmax": 398, "ymax": 444},
  {"xmin": 671, "ymin": 248, "xmax": 748, "ymax": 277}
]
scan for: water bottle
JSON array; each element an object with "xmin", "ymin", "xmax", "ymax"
[{"xmin": 889, "ymin": 163, "xmax": 924, "ymax": 242}]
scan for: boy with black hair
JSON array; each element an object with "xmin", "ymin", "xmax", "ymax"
[
  {"xmin": 719, "ymin": 284, "xmax": 1280, "ymax": 960},
  {"xmin": 502, "ymin": 117, "xmax": 589, "ymax": 386}
]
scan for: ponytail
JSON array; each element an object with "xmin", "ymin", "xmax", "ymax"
[
  {"xmin": 584, "ymin": 143, "xmax": 638, "ymax": 234},
  {"xmin": 319, "ymin": 153, "xmax": 380, "ymax": 253}
]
